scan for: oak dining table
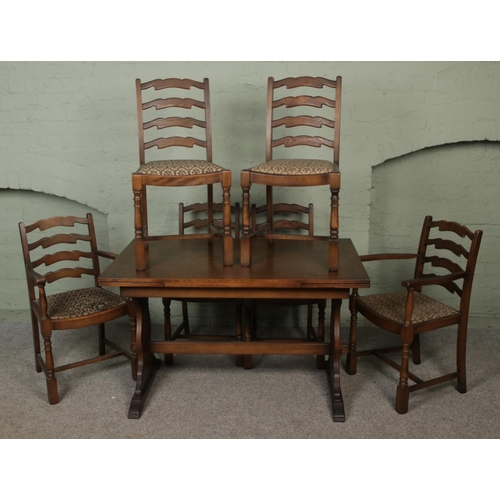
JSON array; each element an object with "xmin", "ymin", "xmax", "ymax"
[{"xmin": 98, "ymin": 237, "xmax": 370, "ymax": 421}]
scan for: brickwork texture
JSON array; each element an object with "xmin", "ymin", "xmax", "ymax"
[{"xmin": 1, "ymin": 61, "xmax": 499, "ymax": 327}]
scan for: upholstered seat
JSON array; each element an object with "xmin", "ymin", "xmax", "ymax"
[
  {"xmin": 137, "ymin": 160, "xmax": 223, "ymax": 176},
  {"xmin": 249, "ymin": 159, "xmax": 334, "ymax": 175},
  {"xmin": 45, "ymin": 287, "xmax": 128, "ymax": 320},
  {"xmin": 358, "ymin": 291, "xmax": 458, "ymax": 325}
]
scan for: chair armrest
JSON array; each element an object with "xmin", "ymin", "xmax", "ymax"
[
  {"xmin": 360, "ymin": 253, "xmax": 418, "ymax": 262},
  {"xmin": 401, "ymin": 271, "xmax": 467, "ymax": 325},
  {"xmin": 402, "ymin": 272, "xmax": 467, "ymax": 290},
  {"xmin": 25, "ymin": 265, "xmax": 46, "ymax": 287},
  {"xmin": 26, "ymin": 264, "xmax": 48, "ymax": 317},
  {"xmin": 97, "ymin": 250, "xmax": 118, "ymax": 260}
]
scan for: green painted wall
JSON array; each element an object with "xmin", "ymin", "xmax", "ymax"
[{"xmin": 1, "ymin": 61, "xmax": 499, "ymax": 327}]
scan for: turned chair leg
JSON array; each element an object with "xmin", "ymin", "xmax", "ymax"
[
  {"xmin": 182, "ymin": 301, "xmax": 190, "ymax": 336},
  {"xmin": 243, "ymin": 305, "xmax": 253, "ymax": 370},
  {"xmin": 412, "ymin": 333, "xmax": 421, "ymax": 365},
  {"xmin": 31, "ymin": 312, "xmax": 42, "ymax": 373},
  {"xmin": 456, "ymin": 322, "xmax": 468, "ymax": 394},
  {"xmin": 163, "ymin": 298, "xmax": 174, "ymax": 365},
  {"xmin": 235, "ymin": 302, "xmax": 244, "ymax": 367},
  {"xmin": 307, "ymin": 304, "xmax": 313, "ymax": 339},
  {"xmin": 316, "ymin": 301, "xmax": 326, "ymax": 370},
  {"xmin": 98, "ymin": 324, "xmax": 106, "ymax": 356},
  {"xmin": 395, "ymin": 341, "xmax": 411, "ymax": 414},
  {"xmin": 41, "ymin": 322, "xmax": 59, "ymax": 405}
]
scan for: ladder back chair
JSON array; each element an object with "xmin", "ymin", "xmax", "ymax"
[
  {"xmin": 132, "ymin": 77, "xmax": 233, "ymax": 271},
  {"xmin": 347, "ymin": 216, "xmax": 483, "ymax": 414},
  {"xmin": 19, "ymin": 214, "xmax": 134, "ymax": 405},
  {"xmin": 161, "ymin": 201, "xmax": 243, "ymax": 366},
  {"xmin": 248, "ymin": 202, "xmax": 326, "ymax": 369},
  {"xmin": 240, "ymin": 76, "xmax": 342, "ymax": 271}
]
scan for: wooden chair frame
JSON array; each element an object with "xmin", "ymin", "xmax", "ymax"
[
  {"xmin": 248, "ymin": 202, "xmax": 326, "ymax": 369},
  {"xmin": 347, "ymin": 216, "xmax": 483, "ymax": 414},
  {"xmin": 162, "ymin": 201, "xmax": 244, "ymax": 366},
  {"xmin": 240, "ymin": 76, "xmax": 342, "ymax": 271},
  {"xmin": 19, "ymin": 214, "xmax": 134, "ymax": 404},
  {"xmin": 132, "ymin": 77, "xmax": 233, "ymax": 271}
]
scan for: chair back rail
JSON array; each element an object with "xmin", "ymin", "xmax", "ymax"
[
  {"xmin": 251, "ymin": 202, "xmax": 314, "ymax": 236},
  {"xmin": 136, "ymin": 77, "xmax": 212, "ymax": 164},
  {"xmin": 179, "ymin": 202, "xmax": 240, "ymax": 239},
  {"xmin": 266, "ymin": 76, "xmax": 342, "ymax": 163},
  {"xmin": 413, "ymin": 215, "xmax": 483, "ymax": 305},
  {"xmin": 19, "ymin": 213, "xmax": 101, "ymax": 289}
]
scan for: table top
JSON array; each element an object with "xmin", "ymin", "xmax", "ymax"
[{"xmin": 99, "ymin": 238, "xmax": 369, "ymax": 291}]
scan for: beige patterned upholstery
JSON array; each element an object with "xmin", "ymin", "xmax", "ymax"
[
  {"xmin": 137, "ymin": 160, "xmax": 223, "ymax": 176},
  {"xmin": 250, "ymin": 159, "xmax": 334, "ymax": 175},
  {"xmin": 358, "ymin": 291, "xmax": 459, "ymax": 325},
  {"xmin": 45, "ymin": 287, "xmax": 127, "ymax": 320}
]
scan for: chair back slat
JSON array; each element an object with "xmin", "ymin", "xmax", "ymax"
[
  {"xmin": 273, "ymin": 203, "xmax": 312, "ymax": 215},
  {"xmin": 272, "ymin": 116, "xmax": 335, "ymax": 129},
  {"xmin": 273, "ymin": 96, "xmax": 336, "ymax": 109},
  {"xmin": 430, "ymin": 219, "xmax": 475, "ymax": 239},
  {"xmin": 272, "ymin": 135, "xmax": 334, "ymax": 149},
  {"xmin": 144, "ymin": 137, "xmax": 207, "ymax": 151},
  {"xmin": 44, "ymin": 267, "xmax": 95, "ymax": 284},
  {"xmin": 273, "ymin": 76, "xmax": 338, "ymax": 89},
  {"xmin": 423, "ymin": 256, "xmax": 465, "ymax": 275},
  {"xmin": 23, "ymin": 215, "xmax": 89, "ymax": 233},
  {"xmin": 144, "ymin": 117, "xmax": 206, "ymax": 130},
  {"xmin": 28, "ymin": 233, "xmax": 91, "ymax": 252},
  {"xmin": 427, "ymin": 237, "xmax": 469, "ymax": 259},
  {"xmin": 251, "ymin": 203, "xmax": 314, "ymax": 236},
  {"xmin": 31, "ymin": 250, "xmax": 94, "ymax": 269},
  {"xmin": 141, "ymin": 78, "xmax": 205, "ymax": 91},
  {"xmin": 142, "ymin": 97, "xmax": 205, "ymax": 111},
  {"xmin": 274, "ymin": 219, "xmax": 310, "ymax": 232}
]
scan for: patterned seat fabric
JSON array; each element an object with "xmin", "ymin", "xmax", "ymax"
[
  {"xmin": 137, "ymin": 160, "xmax": 223, "ymax": 176},
  {"xmin": 249, "ymin": 159, "xmax": 334, "ymax": 175},
  {"xmin": 45, "ymin": 287, "xmax": 127, "ymax": 320},
  {"xmin": 358, "ymin": 291, "xmax": 459, "ymax": 325}
]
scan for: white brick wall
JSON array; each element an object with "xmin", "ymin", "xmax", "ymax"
[{"xmin": 1, "ymin": 61, "xmax": 500, "ymax": 327}]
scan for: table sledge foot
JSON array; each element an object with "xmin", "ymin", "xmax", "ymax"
[
  {"xmin": 325, "ymin": 362, "xmax": 346, "ymax": 422},
  {"xmin": 128, "ymin": 356, "xmax": 161, "ymax": 419}
]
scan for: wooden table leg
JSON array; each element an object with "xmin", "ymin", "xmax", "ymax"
[
  {"xmin": 128, "ymin": 297, "xmax": 161, "ymax": 419},
  {"xmin": 243, "ymin": 301, "xmax": 253, "ymax": 369},
  {"xmin": 327, "ymin": 299, "xmax": 345, "ymax": 422},
  {"xmin": 133, "ymin": 179, "xmax": 147, "ymax": 272}
]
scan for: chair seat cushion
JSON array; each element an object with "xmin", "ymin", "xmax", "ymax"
[
  {"xmin": 250, "ymin": 159, "xmax": 334, "ymax": 175},
  {"xmin": 357, "ymin": 291, "xmax": 459, "ymax": 325},
  {"xmin": 45, "ymin": 287, "xmax": 127, "ymax": 320},
  {"xmin": 137, "ymin": 160, "xmax": 223, "ymax": 176}
]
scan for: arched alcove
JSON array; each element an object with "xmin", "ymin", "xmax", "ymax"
[{"xmin": 367, "ymin": 141, "xmax": 500, "ymax": 327}]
